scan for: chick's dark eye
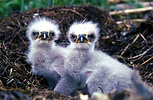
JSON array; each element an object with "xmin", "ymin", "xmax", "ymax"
[
  {"xmin": 88, "ymin": 34, "xmax": 95, "ymax": 39},
  {"xmin": 71, "ymin": 34, "xmax": 77, "ymax": 39},
  {"xmin": 49, "ymin": 31, "xmax": 55, "ymax": 37},
  {"xmin": 32, "ymin": 31, "xmax": 39, "ymax": 37}
]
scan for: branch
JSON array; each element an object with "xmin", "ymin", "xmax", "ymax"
[{"xmin": 109, "ymin": 7, "xmax": 153, "ymax": 15}]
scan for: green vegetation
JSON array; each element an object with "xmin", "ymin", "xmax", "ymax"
[
  {"xmin": 0, "ymin": 0, "xmax": 108, "ymax": 18},
  {"xmin": 0, "ymin": 0, "xmax": 143, "ymax": 18},
  {"xmin": 125, "ymin": 0, "xmax": 143, "ymax": 9}
]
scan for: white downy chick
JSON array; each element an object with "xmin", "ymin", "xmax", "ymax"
[
  {"xmin": 53, "ymin": 21, "xmax": 100, "ymax": 95},
  {"xmin": 54, "ymin": 21, "xmax": 136, "ymax": 96},
  {"xmin": 26, "ymin": 17, "xmax": 65, "ymax": 90}
]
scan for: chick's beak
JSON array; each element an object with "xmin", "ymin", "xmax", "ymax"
[
  {"xmin": 39, "ymin": 31, "xmax": 48, "ymax": 40},
  {"xmin": 78, "ymin": 34, "xmax": 89, "ymax": 43}
]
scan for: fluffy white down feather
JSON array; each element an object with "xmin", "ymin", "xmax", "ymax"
[
  {"xmin": 26, "ymin": 17, "xmax": 66, "ymax": 90},
  {"xmin": 54, "ymin": 21, "xmax": 135, "ymax": 95}
]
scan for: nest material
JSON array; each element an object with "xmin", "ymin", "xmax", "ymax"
[{"xmin": 0, "ymin": 5, "xmax": 152, "ymax": 99}]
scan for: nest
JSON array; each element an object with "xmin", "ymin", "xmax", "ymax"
[{"xmin": 0, "ymin": 5, "xmax": 152, "ymax": 99}]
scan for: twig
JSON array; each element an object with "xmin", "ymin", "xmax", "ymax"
[
  {"xmin": 6, "ymin": 78, "xmax": 14, "ymax": 85},
  {"xmin": 0, "ymin": 80, "xmax": 3, "ymax": 85},
  {"xmin": 140, "ymin": 56, "xmax": 153, "ymax": 66},
  {"xmin": 121, "ymin": 34, "xmax": 139, "ymax": 56},
  {"xmin": 116, "ymin": 19, "xmax": 146, "ymax": 24},
  {"xmin": 108, "ymin": 0, "xmax": 149, "ymax": 5},
  {"xmin": 18, "ymin": 34, "xmax": 27, "ymax": 45},
  {"xmin": 109, "ymin": 1, "xmax": 153, "ymax": 8},
  {"xmin": 148, "ymin": 73, "xmax": 153, "ymax": 78},
  {"xmin": 128, "ymin": 45, "xmax": 153, "ymax": 60},
  {"xmin": 110, "ymin": 7, "xmax": 153, "ymax": 15},
  {"xmin": 2, "ymin": 41, "xmax": 7, "ymax": 50},
  {"xmin": 7, "ymin": 34, "xmax": 17, "ymax": 45},
  {"xmin": 102, "ymin": 33, "xmax": 118, "ymax": 39},
  {"xmin": 62, "ymin": 9, "xmax": 84, "ymax": 18},
  {"xmin": 139, "ymin": 29, "xmax": 148, "ymax": 44},
  {"xmin": 9, "ymin": 68, "xmax": 13, "ymax": 76}
]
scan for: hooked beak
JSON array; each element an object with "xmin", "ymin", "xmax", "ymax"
[
  {"xmin": 77, "ymin": 34, "xmax": 89, "ymax": 43},
  {"xmin": 39, "ymin": 31, "xmax": 48, "ymax": 40}
]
